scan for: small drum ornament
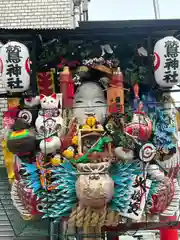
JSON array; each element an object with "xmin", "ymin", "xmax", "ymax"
[{"xmin": 139, "ymin": 143, "xmax": 156, "ymax": 162}]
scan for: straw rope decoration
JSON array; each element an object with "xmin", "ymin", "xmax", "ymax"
[{"xmin": 68, "ymin": 204, "xmax": 121, "ymax": 228}]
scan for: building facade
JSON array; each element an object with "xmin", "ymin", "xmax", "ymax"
[{"xmin": 0, "ymin": 0, "xmax": 74, "ymax": 29}]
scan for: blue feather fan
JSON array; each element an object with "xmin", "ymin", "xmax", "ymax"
[
  {"xmin": 22, "ymin": 160, "xmax": 77, "ymax": 222},
  {"xmin": 109, "ymin": 161, "xmax": 142, "ymax": 212}
]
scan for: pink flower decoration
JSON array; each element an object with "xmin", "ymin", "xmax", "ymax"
[{"xmin": 2, "ymin": 117, "xmax": 15, "ymax": 129}]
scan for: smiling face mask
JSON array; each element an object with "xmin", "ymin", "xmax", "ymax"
[{"xmin": 73, "ymin": 82, "xmax": 107, "ymax": 125}]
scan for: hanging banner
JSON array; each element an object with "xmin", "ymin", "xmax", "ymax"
[
  {"xmin": 154, "ymin": 36, "xmax": 180, "ymax": 87},
  {"xmin": 37, "ymin": 71, "xmax": 55, "ymax": 96},
  {"xmin": 119, "ymin": 175, "xmax": 151, "ymax": 221},
  {"xmin": 0, "ymin": 41, "xmax": 30, "ymax": 93}
]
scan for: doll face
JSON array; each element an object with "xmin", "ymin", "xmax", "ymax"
[{"xmin": 73, "ymin": 82, "xmax": 107, "ymax": 125}]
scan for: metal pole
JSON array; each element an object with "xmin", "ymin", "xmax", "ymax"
[
  {"xmin": 50, "ymin": 221, "xmax": 59, "ymax": 240},
  {"xmin": 153, "ymin": 0, "xmax": 160, "ymax": 19},
  {"xmin": 59, "ymin": 221, "xmax": 64, "ymax": 240},
  {"xmin": 30, "ymin": 34, "xmax": 38, "ymax": 96}
]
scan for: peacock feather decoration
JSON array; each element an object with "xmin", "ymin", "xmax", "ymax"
[
  {"xmin": 22, "ymin": 158, "xmax": 77, "ymax": 222},
  {"xmin": 152, "ymin": 107, "xmax": 176, "ymax": 152},
  {"xmin": 21, "ymin": 154, "xmax": 161, "ymax": 222},
  {"xmin": 141, "ymin": 94, "xmax": 176, "ymax": 152},
  {"xmin": 109, "ymin": 160, "xmax": 142, "ymax": 212},
  {"xmin": 43, "ymin": 160, "xmax": 77, "ymax": 221}
]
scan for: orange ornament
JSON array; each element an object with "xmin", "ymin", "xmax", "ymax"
[{"xmin": 133, "ymin": 83, "xmax": 139, "ymax": 99}]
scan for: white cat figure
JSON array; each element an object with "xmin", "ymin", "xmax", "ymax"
[
  {"xmin": 24, "ymin": 96, "xmax": 40, "ymax": 108},
  {"xmin": 35, "ymin": 93, "xmax": 63, "ymax": 135},
  {"xmin": 35, "ymin": 93, "xmax": 63, "ymax": 154},
  {"xmin": 40, "ymin": 136, "xmax": 61, "ymax": 155},
  {"xmin": 40, "ymin": 93, "xmax": 59, "ymax": 109},
  {"xmin": 39, "ymin": 93, "xmax": 63, "ymax": 117}
]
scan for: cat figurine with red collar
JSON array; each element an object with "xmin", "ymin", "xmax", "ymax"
[{"xmin": 35, "ymin": 93, "xmax": 63, "ymax": 154}]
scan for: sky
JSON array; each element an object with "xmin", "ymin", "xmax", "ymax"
[{"xmin": 89, "ymin": 0, "xmax": 180, "ymax": 21}]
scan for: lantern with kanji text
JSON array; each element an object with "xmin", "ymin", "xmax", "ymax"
[
  {"xmin": 0, "ymin": 41, "xmax": 30, "ymax": 93},
  {"xmin": 154, "ymin": 36, "xmax": 180, "ymax": 87}
]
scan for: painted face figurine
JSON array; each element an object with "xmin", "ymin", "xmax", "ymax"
[{"xmin": 73, "ymin": 82, "xmax": 107, "ymax": 125}]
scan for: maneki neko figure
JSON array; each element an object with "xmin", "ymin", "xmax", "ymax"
[{"xmin": 35, "ymin": 93, "xmax": 63, "ymax": 155}]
